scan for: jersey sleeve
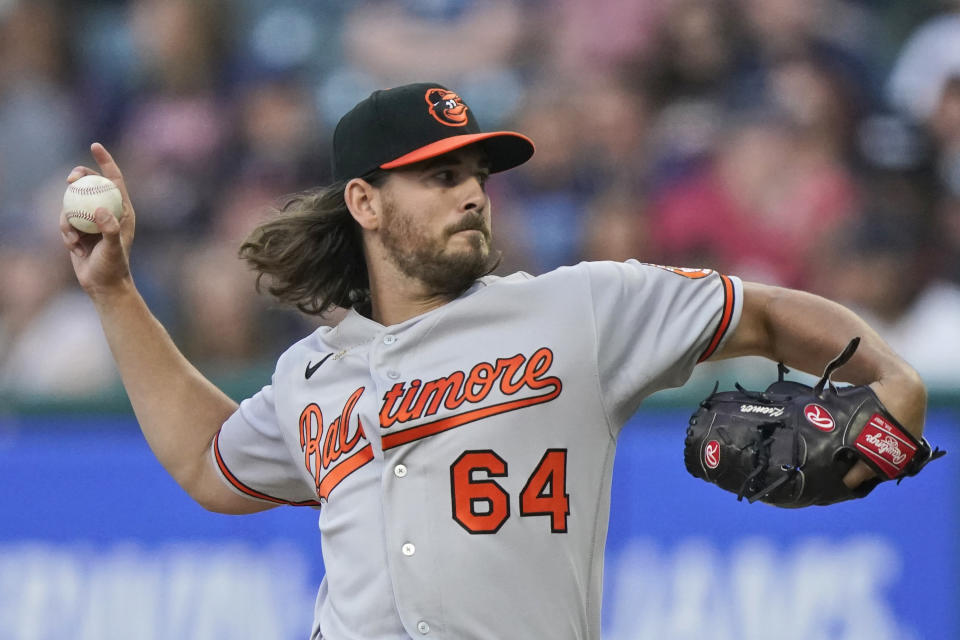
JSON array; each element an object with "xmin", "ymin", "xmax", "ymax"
[
  {"xmin": 212, "ymin": 382, "xmax": 321, "ymax": 507},
  {"xmin": 584, "ymin": 260, "xmax": 743, "ymax": 428}
]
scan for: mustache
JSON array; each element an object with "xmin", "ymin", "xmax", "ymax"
[{"xmin": 445, "ymin": 212, "xmax": 490, "ymax": 240}]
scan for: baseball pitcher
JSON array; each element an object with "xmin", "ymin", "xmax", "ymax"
[{"xmin": 59, "ymin": 83, "xmax": 934, "ymax": 639}]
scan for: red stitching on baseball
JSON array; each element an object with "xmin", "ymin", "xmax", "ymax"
[
  {"xmin": 68, "ymin": 184, "xmax": 118, "ymax": 195},
  {"xmin": 64, "ymin": 210, "xmax": 96, "ymax": 220}
]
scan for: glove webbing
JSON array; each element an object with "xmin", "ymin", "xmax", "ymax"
[
  {"xmin": 738, "ymin": 421, "xmax": 801, "ymax": 503},
  {"xmin": 736, "ymin": 337, "xmax": 858, "ymax": 502}
]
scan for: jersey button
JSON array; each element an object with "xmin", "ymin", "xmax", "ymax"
[
  {"xmin": 394, "ymin": 464, "xmax": 407, "ymax": 478},
  {"xmin": 387, "ymin": 370, "xmax": 400, "ymax": 379},
  {"xmin": 401, "ymin": 542, "xmax": 416, "ymax": 556},
  {"xmin": 383, "ymin": 334, "xmax": 397, "ymax": 345},
  {"xmin": 416, "ymin": 620, "xmax": 430, "ymax": 634}
]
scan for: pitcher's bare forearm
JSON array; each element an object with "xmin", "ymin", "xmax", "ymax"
[
  {"xmin": 92, "ymin": 281, "xmax": 233, "ymax": 486},
  {"xmin": 716, "ymin": 282, "xmax": 927, "ymax": 436},
  {"xmin": 91, "ymin": 281, "xmax": 269, "ymax": 512}
]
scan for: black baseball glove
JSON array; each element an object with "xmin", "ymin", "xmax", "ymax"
[{"xmin": 684, "ymin": 338, "xmax": 945, "ymax": 507}]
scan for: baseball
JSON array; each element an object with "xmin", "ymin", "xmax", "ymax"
[{"xmin": 62, "ymin": 174, "xmax": 123, "ymax": 234}]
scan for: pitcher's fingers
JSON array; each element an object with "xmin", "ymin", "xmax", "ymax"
[
  {"xmin": 60, "ymin": 228, "xmax": 81, "ymax": 246},
  {"xmin": 93, "ymin": 207, "xmax": 122, "ymax": 238},
  {"xmin": 89, "ymin": 143, "xmax": 129, "ymax": 197},
  {"xmin": 842, "ymin": 460, "xmax": 876, "ymax": 489},
  {"xmin": 59, "ymin": 215, "xmax": 80, "ymax": 243},
  {"xmin": 67, "ymin": 165, "xmax": 101, "ymax": 183},
  {"xmin": 59, "ymin": 215, "xmax": 85, "ymax": 256}
]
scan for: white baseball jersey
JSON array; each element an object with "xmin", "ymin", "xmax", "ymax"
[{"xmin": 213, "ymin": 260, "xmax": 743, "ymax": 639}]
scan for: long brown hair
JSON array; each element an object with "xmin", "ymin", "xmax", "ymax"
[{"xmin": 239, "ymin": 171, "xmax": 388, "ymax": 315}]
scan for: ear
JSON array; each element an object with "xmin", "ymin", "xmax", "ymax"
[{"xmin": 344, "ymin": 177, "xmax": 382, "ymax": 230}]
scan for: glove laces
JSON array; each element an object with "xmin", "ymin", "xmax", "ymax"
[{"xmin": 737, "ymin": 421, "xmax": 802, "ymax": 503}]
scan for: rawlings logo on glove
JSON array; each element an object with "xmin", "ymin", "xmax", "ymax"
[{"xmin": 683, "ymin": 338, "xmax": 946, "ymax": 508}]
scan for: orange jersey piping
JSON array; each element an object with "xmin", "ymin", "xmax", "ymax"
[
  {"xmin": 213, "ymin": 431, "xmax": 321, "ymax": 506},
  {"xmin": 697, "ymin": 274, "xmax": 735, "ymax": 363}
]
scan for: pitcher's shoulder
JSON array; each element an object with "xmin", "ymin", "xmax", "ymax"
[
  {"xmin": 274, "ymin": 325, "xmax": 338, "ymax": 373},
  {"xmin": 478, "ymin": 263, "xmax": 603, "ymax": 288}
]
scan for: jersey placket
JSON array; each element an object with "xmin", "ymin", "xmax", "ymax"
[{"xmin": 370, "ymin": 324, "xmax": 447, "ymax": 637}]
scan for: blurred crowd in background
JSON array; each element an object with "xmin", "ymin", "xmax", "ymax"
[{"xmin": 3, "ymin": 0, "xmax": 960, "ymax": 403}]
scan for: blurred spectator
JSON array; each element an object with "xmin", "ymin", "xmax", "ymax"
[
  {"xmin": 887, "ymin": 4, "xmax": 960, "ymax": 124},
  {"xmin": 542, "ymin": 0, "xmax": 665, "ymax": 77},
  {"xmin": 333, "ymin": 0, "xmax": 526, "ymax": 127},
  {"xmin": 866, "ymin": 0, "xmax": 947, "ymax": 60},
  {"xmin": 114, "ymin": 0, "xmax": 233, "ymax": 239},
  {"xmin": 580, "ymin": 188, "xmax": 649, "ymax": 263},
  {"xmin": 568, "ymin": 76, "xmax": 652, "ymax": 193},
  {"xmin": 766, "ymin": 53, "xmax": 862, "ymax": 160},
  {"xmin": 174, "ymin": 244, "xmax": 284, "ymax": 373},
  {"xmin": 342, "ymin": 0, "xmax": 521, "ymax": 81},
  {"xmin": 495, "ymin": 83, "xmax": 596, "ymax": 273},
  {"xmin": 226, "ymin": 79, "xmax": 328, "ymax": 190},
  {"xmin": 888, "ymin": 8, "xmax": 960, "ymax": 284},
  {"xmin": 640, "ymin": 0, "xmax": 745, "ymax": 109},
  {"xmin": 929, "ymin": 76, "xmax": 960, "ymax": 196},
  {"xmin": 638, "ymin": 0, "xmax": 745, "ymax": 187},
  {"xmin": 648, "ymin": 113, "xmax": 857, "ymax": 287},
  {"xmin": 938, "ymin": 195, "xmax": 960, "ymax": 282},
  {"xmin": 739, "ymin": 0, "xmax": 827, "ymax": 57},
  {"xmin": 0, "ymin": 0, "xmax": 84, "ymax": 243},
  {"xmin": 0, "ymin": 247, "xmax": 117, "ymax": 398},
  {"xmin": 808, "ymin": 216, "xmax": 960, "ymax": 390},
  {"xmin": 854, "ymin": 112, "xmax": 938, "ymax": 221},
  {"xmin": 733, "ymin": 0, "xmax": 880, "ymax": 117},
  {"xmin": 234, "ymin": 0, "xmax": 346, "ymax": 77},
  {"xmin": 97, "ymin": 0, "xmax": 237, "ymax": 335}
]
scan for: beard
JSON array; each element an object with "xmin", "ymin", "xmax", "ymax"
[{"xmin": 379, "ymin": 199, "xmax": 501, "ymax": 296}]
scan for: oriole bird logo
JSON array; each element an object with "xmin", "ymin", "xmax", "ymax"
[{"xmin": 425, "ymin": 88, "xmax": 470, "ymax": 127}]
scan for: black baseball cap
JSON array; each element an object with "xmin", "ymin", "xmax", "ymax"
[{"xmin": 332, "ymin": 83, "xmax": 535, "ymax": 181}]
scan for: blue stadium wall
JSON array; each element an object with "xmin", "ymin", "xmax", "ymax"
[{"xmin": 1, "ymin": 407, "xmax": 956, "ymax": 640}]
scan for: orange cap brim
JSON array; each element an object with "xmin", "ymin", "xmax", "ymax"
[{"xmin": 379, "ymin": 131, "xmax": 535, "ymax": 173}]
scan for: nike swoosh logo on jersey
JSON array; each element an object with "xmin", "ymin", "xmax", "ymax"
[{"xmin": 305, "ymin": 353, "xmax": 333, "ymax": 379}]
